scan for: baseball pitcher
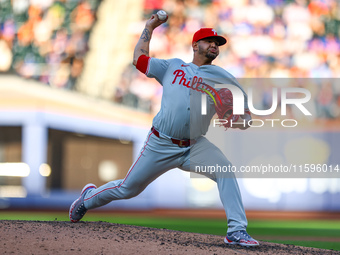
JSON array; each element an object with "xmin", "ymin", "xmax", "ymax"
[{"xmin": 70, "ymin": 13, "xmax": 258, "ymax": 247}]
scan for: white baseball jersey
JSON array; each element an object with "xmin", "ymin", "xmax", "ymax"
[{"xmin": 145, "ymin": 57, "xmax": 248, "ymax": 139}]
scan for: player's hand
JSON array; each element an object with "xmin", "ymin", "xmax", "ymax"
[
  {"xmin": 145, "ymin": 14, "xmax": 168, "ymax": 30},
  {"xmin": 223, "ymin": 112, "xmax": 240, "ymax": 129},
  {"xmin": 224, "ymin": 112, "xmax": 251, "ymax": 130},
  {"xmin": 237, "ymin": 113, "xmax": 252, "ymax": 130}
]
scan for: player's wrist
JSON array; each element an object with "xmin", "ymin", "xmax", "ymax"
[{"xmin": 145, "ymin": 24, "xmax": 155, "ymax": 32}]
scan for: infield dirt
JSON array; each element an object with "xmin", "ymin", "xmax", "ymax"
[{"xmin": 1, "ymin": 220, "xmax": 338, "ymax": 255}]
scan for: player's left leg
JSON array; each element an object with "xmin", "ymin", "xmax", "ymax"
[{"xmin": 179, "ymin": 136, "xmax": 259, "ymax": 246}]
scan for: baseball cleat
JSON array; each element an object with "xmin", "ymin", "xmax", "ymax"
[
  {"xmin": 224, "ymin": 230, "xmax": 259, "ymax": 247},
  {"xmin": 69, "ymin": 183, "xmax": 97, "ymax": 223}
]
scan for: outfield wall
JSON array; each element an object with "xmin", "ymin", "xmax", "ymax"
[{"xmin": 0, "ymin": 75, "xmax": 339, "ymax": 212}]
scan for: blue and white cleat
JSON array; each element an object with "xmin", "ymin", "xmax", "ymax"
[
  {"xmin": 69, "ymin": 183, "xmax": 97, "ymax": 223},
  {"xmin": 224, "ymin": 230, "xmax": 259, "ymax": 247}
]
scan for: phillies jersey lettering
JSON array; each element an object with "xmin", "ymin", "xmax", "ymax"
[
  {"xmin": 172, "ymin": 70, "xmax": 221, "ymax": 102},
  {"xmin": 145, "ymin": 57, "xmax": 248, "ymax": 139}
]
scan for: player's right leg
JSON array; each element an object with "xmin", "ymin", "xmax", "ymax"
[
  {"xmin": 76, "ymin": 129, "xmax": 185, "ymax": 212},
  {"xmin": 69, "ymin": 130, "xmax": 174, "ymax": 222}
]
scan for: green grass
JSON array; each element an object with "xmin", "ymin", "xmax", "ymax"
[
  {"xmin": 248, "ymin": 220, "xmax": 340, "ymax": 238},
  {"xmin": 0, "ymin": 211, "xmax": 339, "ymax": 251},
  {"xmin": 0, "ymin": 211, "xmax": 69, "ymax": 222},
  {"xmin": 249, "ymin": 220, "xmax": 340, "ymax": 230}
]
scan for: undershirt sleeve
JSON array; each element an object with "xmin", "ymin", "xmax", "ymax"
[{"xmin": 136, "ymin": 55, "xmax": 151, "ymax": 75}]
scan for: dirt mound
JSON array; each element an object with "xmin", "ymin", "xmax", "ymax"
[{"xmin": 1, "ymin": 220, "xmax": 338, "ymax": 255}]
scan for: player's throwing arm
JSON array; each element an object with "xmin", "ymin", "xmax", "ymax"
[{"xmin": 133, "ymin": 11, "xmax": 168, "ymax": 66}]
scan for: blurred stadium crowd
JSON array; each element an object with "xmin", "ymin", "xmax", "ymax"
[
  {"xmin": 115, "ymin": 0, "xmax": 340, "ymax": 117},
  {"xmin": 0, "ymin": 0, "xmax": 339, "ymax": 118},
  {"xmin": 0, "ymin": 0, "xmax": 100, "ymax": 89}
]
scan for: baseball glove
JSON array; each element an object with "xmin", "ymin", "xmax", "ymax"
[{"xmin": 215, "ymin": 88, "xmax": 240, "ymax": 129}]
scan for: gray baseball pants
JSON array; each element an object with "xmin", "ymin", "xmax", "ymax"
[{"xmin": 83, "ymin": 128, "xmax": 247, "ymax": 233}]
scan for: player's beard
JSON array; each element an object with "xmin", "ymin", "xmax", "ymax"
[{"xmin": 198, "ymin": 45, "xmax": 218, "ymax": 61}]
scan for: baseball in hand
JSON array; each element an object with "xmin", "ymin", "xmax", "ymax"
[{"xmin": 157, "ymin": 10, "xmax": 167, "ymax": 21}]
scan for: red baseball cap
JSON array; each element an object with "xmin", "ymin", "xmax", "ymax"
[{"xmin": 192, "ymin": 28, "xmax": 227, "ymax": 46}]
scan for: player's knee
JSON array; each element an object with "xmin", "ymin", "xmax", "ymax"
[
  {"xmin": 214, "ymin": 161, "xmax": 235, "ymax": 179},
  {"xmin": 122, "ymin": 188, "xmax": 140, "ymax": 199}
]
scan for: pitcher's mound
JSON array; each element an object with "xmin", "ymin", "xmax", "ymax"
[{"xmin": 0, "ymin": 220, "xmax": 338, "ymax": 254}]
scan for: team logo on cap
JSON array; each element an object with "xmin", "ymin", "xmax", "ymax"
[{"xmin": 211, "ymin": 29, "xmax": 217, "ymax": 35}]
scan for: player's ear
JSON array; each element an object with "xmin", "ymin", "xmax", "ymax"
[{"xmin": 192, "ymin": 41, "xmax": 198, "ymax": 52}]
